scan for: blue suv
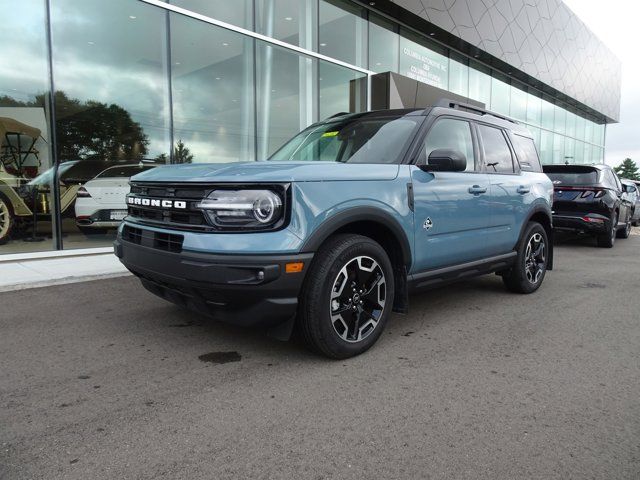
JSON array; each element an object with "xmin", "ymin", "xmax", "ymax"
[{"xmin": 115, "ymin": 101, "xmax": 554, "ymax": 358}]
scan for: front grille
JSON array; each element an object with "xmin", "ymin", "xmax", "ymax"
[
  {"xmin": 127, "ymin": 183, "xmax": 210, "ymax": 231},
  {"xmin": 122, "ymin": 225, "xmax": 183, "ymax": 253}
]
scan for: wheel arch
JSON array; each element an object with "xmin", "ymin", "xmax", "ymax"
[
  {"xmin": 300, "ymin": 207, "xmax": 412, "ymax": 313},
  {"xmin": 519, "ymin": 206, "xmax": 554, "ymax": 271}
]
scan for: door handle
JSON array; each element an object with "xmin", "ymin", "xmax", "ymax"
[
  {"xmin": 468, "ymin": 185, "xmax": 487, "ymax": 195},
  {"xmin": 517, "ymin": 185, "xmax": 531, "ymax": 194}
]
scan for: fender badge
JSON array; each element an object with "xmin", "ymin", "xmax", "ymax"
[{"xmin": 423, "ymin": 218, "xmax": 433, "ymax": 230}]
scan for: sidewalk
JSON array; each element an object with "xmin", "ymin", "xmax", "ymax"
[{"xmin": 0, "ymin": 250, "xmax": 129, "ymax": 292}]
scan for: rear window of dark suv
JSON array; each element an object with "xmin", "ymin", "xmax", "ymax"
[{"xmin": 543, "ymin": 166, "xmax": 600, "ymax": 186}]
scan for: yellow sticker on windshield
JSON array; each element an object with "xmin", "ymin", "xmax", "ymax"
[{"xmin": 322, "ymin": 131, "xmax": 339, "ymax": 137}]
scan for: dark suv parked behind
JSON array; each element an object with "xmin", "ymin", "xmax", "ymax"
[{"xmin": 543, "ymin": 164, "xmax": 633, "ymax": 247}]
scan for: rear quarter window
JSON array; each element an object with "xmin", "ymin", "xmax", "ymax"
[{"xmin": 512, "ymin": 134, "xmax": 542, "ymax": 172}]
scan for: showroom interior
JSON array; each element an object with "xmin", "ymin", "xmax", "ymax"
[{"xmin": 0, "ymin": 0, "xmax": 620, "ymax": 256}]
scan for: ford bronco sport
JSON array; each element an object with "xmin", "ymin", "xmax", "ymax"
[{"xmin": 115, "ymin": 100, "xmax": 554, "ymax": 358}]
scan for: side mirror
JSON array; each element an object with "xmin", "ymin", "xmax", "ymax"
[{"xmin": 420, "ymin": 149, "xmax": 467, "ymax": 172}]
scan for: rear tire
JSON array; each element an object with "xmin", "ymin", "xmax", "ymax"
[
  {"xmin": 0, "ymin": 194, "xmax": 15, "ymax": 245},
  {"xmin": 616, "ymin": 215, "xmax": 631, "ymax": 239},
  {"xmin": 596, "ymin": 212, "xmax": 617, "ymax": 248},
  {"xmin": 299, "ymin": 234, "xmax": 394, "ymax": 359},
  {"xmin": 502, "ymin": 221, "xmax": 548, "ymax": 294}
]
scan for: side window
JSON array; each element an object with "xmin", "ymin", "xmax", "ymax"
[
  {"xmin": 419, "ymin": 118, "xmax": 476, "ymax": 171},
  {"xmin": 604, "ymin": 170, "xmax": 618, "ymax": 190},
  {"xmin": 512, "ymin": 134, "xmax": 542, "ymax": 172},
  {"xmin": 613, "ymin": 172, "xmax": 623, "ymax": 191},
  {"xmin": 478, "ymin": 124, "xmax": 514, "ymax": 173}
]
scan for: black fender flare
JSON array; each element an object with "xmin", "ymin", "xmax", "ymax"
[
  {"xmin": 518, "ymin": 204, "xmax": 554, "ymax": 270},
  {"xmin": 300, "ymin": 206, "xmax": 412, "ymax": 268}
]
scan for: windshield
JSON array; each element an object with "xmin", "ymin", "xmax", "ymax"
[
  {"xmin": 544, "ymin": 166, "xmax": 600, "ymax": 186},
  {"xmin": 268, "ymin": 115, "xmax": 422, "ymax": 164},
  {"xmin": 95, "ymin": 165, "xmax": 156, "ymax": 178}
]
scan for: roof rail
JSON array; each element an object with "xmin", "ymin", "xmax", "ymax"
[{"xmin": 434, "ymin": 98, "xmax": 517, "ymax": 124}]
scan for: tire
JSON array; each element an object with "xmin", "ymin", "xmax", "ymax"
[
  {"xmin": 502, "ymin": 221, "xmax": 549, "ymax": 294},
  {"xmin": 298, "ymin": 234, "xmax": 395, "ymax": 359},
  {"xmin": 596, "ymin": 212, "xmax": 617, "ymax": 248},
  {"xmin": 616, "ymin": 214, "xmax": 631, "ymax": 239},
  {"xmin": 77, "ymin": 226, "xmax": 109, "ymax": 236},
  {"xmin": 0, "ymin": 194, "xmax": 15, "ymax": 245}
]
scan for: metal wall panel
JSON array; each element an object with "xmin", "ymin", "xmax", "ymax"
[{"xmin": 383, "ymin": 0, "xmax": 621, "ymax": 122}]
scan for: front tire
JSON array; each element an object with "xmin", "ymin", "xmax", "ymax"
[
  {"xmin": 299, "ymin": 234, "xmax": 395, "ymax": 359},
  {"xmin": 0, "ymin": 194, "xmax": 15, "ymax": 245},
  {"xmin": 502, "ymin": 221, "xmax": 548, "ymax": 294}
]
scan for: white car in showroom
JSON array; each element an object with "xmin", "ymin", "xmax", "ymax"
[{"xmin": 75, "ymin": 164, "xmax": 156, "ymax": 235}]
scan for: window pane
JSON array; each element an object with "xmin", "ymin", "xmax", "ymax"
[
  {"xmin": 468, "ymin": 65, "xmax": 490, "ymax": 107},
  {"xmin": 368, "ymin": 14, "xmax": 399, "ymax": 73},
  {"xmin": 448, "ymin": 55, "xmax": 468, "ymax": 97},
  {"xmin": 257, "ymin": 43, "xmax": 315, "ymax": 158},
  {"xmin": 584, "ymin": 120, "xmax": 594, "ymax": 146},
  {"xmin": 541, "ymin": 99, "xmax": 554, "ymax": 131},
  {"xmin": 255, "ymin": 0, "xmax": 316, "ymax": 49},
  {"xmin": 512, "ymin": 134, "xmax": 542, "ymax": 172},
  {"xmin": 319, "ymin": 0, "xmax": 366, "ymax": 68},
  {"xmin": 422, "ymin": 119, "xmax": 475, "ymax": 171},
  {"xmin": 171, "ymin": 13, "xmax": 255, "ymax": 163},
  {"xmin": 490, "ymin": 76, "xmax": 510, "ymax": 116},
  {"xmin": 319, "ymin": 62, "xmax": 366, "ymax": 120},
  {"xmin": 565, "ymin": 111, "xmax": 576, "ymax": 138},
  {"xmin": 575, "ymin": 114, "xmax": 585, "ymax": 142},
  {"xmin": 564, "ymin": 137, "xmax": 575, "ymax": 164},
  {"xmin": 478, "ymin": 124, "xmax": 513, "ymax": 173},
  {"xmin": 574, "ymin": 141, "xmax": 584, "ymax": 164},
  {"xmin": 552, "ymin": 134, "xmax": 564, "ymax": 163},
  {"xmin": 171, "ymin": 0, "xmax": 253, "ymax": 29},
  {"xmin": 399, "ymin": 33, "xmax": 448, "ymax": 90},
  {"xmin": 510, "ymin": 85, "xmax": 527, "ymax": 122},
  {"xmin": 51, "ymin": 0, "xmax": 170, "ymax": 250},
  {"xmin": 539, "ymin": 130, "xmax": 553, "ymax": 164},
  {"xmin": 554, "ymin": 105, "xmax": 566, "ymax": 134},
  {"xmin": 526, "ymin": 92, "xmax": 541, "ymax": 126},
  {"xmin": 0, "ymin": 0, "xmax": 55, "ymax": 254}
]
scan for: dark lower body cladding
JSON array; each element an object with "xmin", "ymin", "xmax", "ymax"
[{"xmin": 114, "ymin": 236, "xmax": 312, "ymax": 329}]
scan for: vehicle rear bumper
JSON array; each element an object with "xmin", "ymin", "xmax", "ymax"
[
  {"xmin": 114, "ymin": 235, "xmax": 312, "ymax": 328},
  {"xmin": 552, "ymin": 213, "xmax": 610, "ymax": 233}
]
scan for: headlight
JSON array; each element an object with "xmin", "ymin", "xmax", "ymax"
[{"xmin": 196, "ymin": 189, "xmax": 284, "ymax": 230}]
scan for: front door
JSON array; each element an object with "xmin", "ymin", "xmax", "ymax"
[{"xmin": 410, "ymin": 117, "xmax": 491, "ymax": 272}]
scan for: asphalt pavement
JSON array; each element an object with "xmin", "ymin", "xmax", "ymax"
[{"xmin": 1, "ymin": 234, "xmax": 639, "ymax": 479}]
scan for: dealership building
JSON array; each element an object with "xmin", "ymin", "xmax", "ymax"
[{"xmin": 0, "ymin": 0, "xmax": 622, "ymax": 258}]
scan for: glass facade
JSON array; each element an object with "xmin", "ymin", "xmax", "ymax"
[{"xmin": 0, "ymin": 0, "xmax": 608, "ymax": 256}]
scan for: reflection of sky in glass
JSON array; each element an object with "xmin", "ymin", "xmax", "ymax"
[
  {"xmin": 51, "ymin": 0, "xmax": 170, "ymax": 157},
  {"xmin": 0, "ymin": 0, "xmax": 48, "ymax": 102}
]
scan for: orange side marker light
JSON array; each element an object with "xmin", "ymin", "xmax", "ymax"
[{"xmin": 285, "ymin": 262, "xmax": 304, "ymax": 273}]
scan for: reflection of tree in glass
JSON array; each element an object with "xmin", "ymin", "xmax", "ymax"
[
  {"xmin": 155, "ymin": 139, "xmax": 193, "ymax": 164},
  {"xmin": 0, "ymin": 92, "xmax": 149, "ymax": 162}
]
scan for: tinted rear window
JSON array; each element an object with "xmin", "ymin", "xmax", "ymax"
[
  {"xmin": 543, "ymin": 166, "xmax": 599, "ymax": 186},
  {"xmin": 95, "ymin": 165, "xmax": 156, "ymax": 178},
  {"xmin": 512, "ymin": 134, "xmax": 542, "ymax": 172}
]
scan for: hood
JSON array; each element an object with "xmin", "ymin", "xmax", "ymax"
[{"xmin": 131, "ymin": 161, "xmax": 399, "ymax": 183}]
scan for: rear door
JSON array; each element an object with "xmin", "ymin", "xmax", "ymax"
[
  {"xmin": 476, "ymin": 123, "xmax": 527, "ymax": 255},
  {"xmin": 410, "ymin": 116, "xmax": 491, "ymax": 271}
]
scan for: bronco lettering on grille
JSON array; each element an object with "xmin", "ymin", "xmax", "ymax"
[{"xmin": 127, "ymin": 196, "xmax": 187, "ymax": 209}]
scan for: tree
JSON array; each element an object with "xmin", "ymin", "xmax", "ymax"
[
  {"xmin": 171, "ymin": 139, "xmax": 193, "ymax": 164},
  {"xmin": 1, "ymin": 91, "xmax": 149, "ymax": 161},
  {"xmin": 614, "ymin": 158, "xmax": 640, "ymax": 181}
]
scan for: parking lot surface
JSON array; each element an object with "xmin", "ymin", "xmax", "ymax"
[{"xmin": 1, "ymin": 234, "xmax": 639, "ymax": 479}]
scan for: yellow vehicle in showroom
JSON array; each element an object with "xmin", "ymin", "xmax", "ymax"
[{"xmin": 0, "ymin": 117, "xmax": 80, "ymax": 244}]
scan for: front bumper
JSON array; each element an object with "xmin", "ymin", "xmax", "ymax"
[
  {"xmin": 114, "ymin": 235, "xmax": 313, "ymax": 328},
  {"xmin": 552, "ymin": 213, "xmax": 610, "ymax": 233}
]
